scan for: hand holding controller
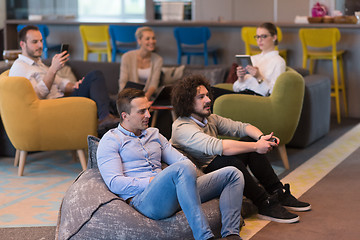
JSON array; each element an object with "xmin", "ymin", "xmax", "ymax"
[{"xmin": 269, "ymin": 137, "xmax": 278, "ymax": 144}]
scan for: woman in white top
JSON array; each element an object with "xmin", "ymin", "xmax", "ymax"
[
  {"xmin": 233, "ymin": 22, "xmax": 286, "ymax": 96},
  {"xmin": 119, "ymin": 26, "xmax": 163, "ymax": 100}
]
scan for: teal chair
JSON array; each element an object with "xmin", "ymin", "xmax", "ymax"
[
  {"xmin": 174, "ymin": 27, "xmax": 218, "ymax": 66},
  {"xmin": 17, "ymin": 24, "xmax": 61, "ymax": 59},
  {"xmin": 108, "ymin": 25, "xmax": 139, "ymax": 62},
  {"xmin": 213, "ymin": 67, "xmax": 305, "ymax": 169}
]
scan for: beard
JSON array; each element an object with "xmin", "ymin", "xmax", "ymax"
[
  {"xmin": 26, "ymin": 47, "xmax": 42, "ymax": 59},
  {"xmin": 193, "ymin": 104, "xmax": 211, "ymax": 119}
]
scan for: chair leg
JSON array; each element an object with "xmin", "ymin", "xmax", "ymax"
[
  {"xmin": 170, "ymin": 110, "xmax": 177, "ymax": 122},
  {"xmin": 151, "ymin": 110, "xmax": 159, "ymax": 127},
  {"xmin": 72, "ymin": 150, "xmax": 78, "ymax": 162},
  {"xmin": 339, "ymin": 55, "xmax": 348, "ymax": 116},
  {"xmin": 107, "ymin": 51, "xmax": 112, "ymax": 63},
  {"xmin": 213, "ymin": 52, "xmax": 218, "ymax": 65},
  {"xmin": 112, "ymin": 50, "xmax": 116, "ymax": 62},
  {"xmin": 177, "ymin": 53, "xmax": 182, "ymax": 65},
  {"xmin": 302, "ymin": 54, "xmax": 308, "ymax": 69},
  {"xmin": 77, "ymin": 149, "xmax": 87, "ymax": 171},
  {"xmin": 43, "ymin": 47, "xmax": 48, "ymax": 59},
  {"xmin": 204, "ymin": 52, "xmax": 209, "ymax": 66},
  {"xmin": 14, "ymin": 149, "xmax": 20, "ymax": 167},
  {"xmin": 309, "ymin": 58, "xmax": 314, "ymax": 75},
  {"xmin": 97, "ymin": 53, "xmax": 102, "ymax": 62},
  {"xmin": 83, "ymin": 48, "xmax": 88, "ymax": 61},
  {"xmin": 18, "ymin": 150, "xmax": 28, "ymax": 176},
  {"xmin": 278, "ymin": 144, "xmax": 290, "ymax": 170},
  {"xmin": 280, "ymin": 50, "xmax": 287, "ymax": 64},
  {"xmin": 187, "ymin": 55, "xmax": 191, "ymax": 65},
  {"xmin": 332, "ymin": 58, "xmax": 341, "ymax": 124}
]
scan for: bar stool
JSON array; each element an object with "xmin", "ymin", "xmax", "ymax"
[
  {"xmin": 79, "ymin": 25, "xmax": 112, "ymax": 62},
  {"xmin": 150, "ymin": 105, "xmax": 176, "ymax": 127},
  {"xmin": 299, "ymin": 28, "xmax": 347, "ymax": 123},
  {"xmin": 241, "ymin": 26, "xmax": 287, "ymax": 62}
]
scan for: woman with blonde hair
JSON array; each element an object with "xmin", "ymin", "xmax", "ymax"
[{"xmin": 118, "ymin": 26, "xmax": 163, "ymax": 100}]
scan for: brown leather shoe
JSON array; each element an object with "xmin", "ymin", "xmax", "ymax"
[{"xmin": 98, "ymin": 114, "xmax": 121, "ymax": 129}]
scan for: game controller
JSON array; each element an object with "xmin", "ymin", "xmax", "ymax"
[{"xmin": 269, "ymin": 137, "xmax": 278, "ymax": 144}]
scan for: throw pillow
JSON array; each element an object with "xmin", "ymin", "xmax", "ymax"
[
  {"xmin": 225, "ymin": 62, "xmax": 239, "ymax": 83},
  {"xmin": 161, "ymin": 65, "xmax": 185, "ymax": 85},
  {"xmin": 87, "ymin": 135, "xmax": 100, "ymax": 169}
]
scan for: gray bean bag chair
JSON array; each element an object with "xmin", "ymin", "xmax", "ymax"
[{"xmin": 56, "ymin": 136, "xmax": 223, "ymax": 240}]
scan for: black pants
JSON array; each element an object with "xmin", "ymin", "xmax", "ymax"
[
  {"xmin": 203, "ymin": 150, "xmax": 283, "ymax": 207},
  {"xmin": 70, "ymin": 70, "xmax": 111, "ymax": 120}
]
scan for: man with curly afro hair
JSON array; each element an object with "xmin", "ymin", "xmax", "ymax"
[{"xmin": 170, "ymin": 74, "xmax": 311, "ymax": 224}]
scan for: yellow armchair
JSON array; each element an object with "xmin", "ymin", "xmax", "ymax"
[
  {"xmin": 0, "ymin": 70, "xmax": 98, "ymax": 176},
  {"xmin": 213, "ymin": 67, "xmax": 305, "ymax": 169}
]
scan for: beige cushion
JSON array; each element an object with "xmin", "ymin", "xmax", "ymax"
[
  {"xmin": 57, "ymin": 65, "xmax": 77, "ymax": 83},
  {"xmin": 161, "ymin": 65, "xmax": 185, "ymax": 85}
]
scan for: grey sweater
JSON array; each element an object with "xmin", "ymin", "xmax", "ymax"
[{"xmin": 170, "ymin": 114, "xmax": 249, "ymax": 169}]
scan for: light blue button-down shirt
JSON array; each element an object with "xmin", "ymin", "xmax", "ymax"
[{"xmin": 97, "ymin": 124, "xmax": 188, "ymax": 200}]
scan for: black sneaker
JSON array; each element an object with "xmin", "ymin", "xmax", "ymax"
[
  {"xmin": 257, "ymin": 194, "xmax": 300, "ymax": 223},
  {"xmin": 276, "ymin": 184, "xmax": 312, "ymax": 212}
]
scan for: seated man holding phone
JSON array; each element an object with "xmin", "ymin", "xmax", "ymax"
[
  {"xmin": 9, "ymin": 25, "xmax": 119, "ymax": 129},
  {"xmin": 233, "ymin": 22, "xmax": 285, "ymax": 96}
]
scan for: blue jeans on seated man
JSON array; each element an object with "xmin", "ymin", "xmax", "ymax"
[{"xmin": 130, "ymin": 160, "xmax": 244, "ymax": 240}]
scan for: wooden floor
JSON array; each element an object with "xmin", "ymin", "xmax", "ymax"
[{"xmin": 251, "ymin": 146, "xmax": 360, "ymax": 240}]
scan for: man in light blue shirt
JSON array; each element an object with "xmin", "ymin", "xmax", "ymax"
[{"xmin": 97, "ymin": 88, "xmax": 245, "ymax": 240}]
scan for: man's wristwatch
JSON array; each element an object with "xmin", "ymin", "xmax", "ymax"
[
  {"xmin": 258, "ymin": 134, "xmax": 265, "ymax": 140},
  {"xmin": 257, "ymin": 77, "xmax": 264, "ymax": 84}
]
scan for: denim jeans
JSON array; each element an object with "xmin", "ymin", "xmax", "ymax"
[
  {"xmin": 71, "ymin": 70, "xmax": 110, "ymax": 120},
  {"xmin": 130, "ymin": 159, "xmax": 244, "ymax": 240},
  {"xmin": 204, "ymin": 138, "xmax": 283, "ymax": 207}
]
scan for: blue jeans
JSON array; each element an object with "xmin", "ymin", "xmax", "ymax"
[{"xmin": 130, "ymin": 160, "xmax": 244, "ymax": 240}]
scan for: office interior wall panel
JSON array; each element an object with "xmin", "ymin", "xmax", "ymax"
[
  {"xmin": 232, "ymin": 0, "xmax": 274, "ymax": 22},
  {"xmin": 193, "ymin": 0, "xmax": 233, "ymax": 21},
  {"xmin": 277, "ymin": 0, "xmax": 309, "ymax": 22}
]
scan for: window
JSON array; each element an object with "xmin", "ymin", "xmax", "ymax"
[{"xmin": 78, "ymin": 0, "xmax": 145, "ymax": 20}]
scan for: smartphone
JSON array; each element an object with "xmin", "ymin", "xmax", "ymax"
[{"xmin": 60, "ymin": 44, "xmax": 69, "ymax": 53}]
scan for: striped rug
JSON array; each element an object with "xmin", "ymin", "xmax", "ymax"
[{"xmin": 0, "ymin": 151, "xmax": 82, "ymax": 228}]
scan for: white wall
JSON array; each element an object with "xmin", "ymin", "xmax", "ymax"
[{"xmin": 193, "ymin": 0, "xmax": 311, "ymax": 23}]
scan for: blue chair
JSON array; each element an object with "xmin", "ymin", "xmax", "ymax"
[
  {"xmin": 173, "ymin": 27, "xmax": 218, "ymax": 66},
  {"xmin": 17, "ymin": 24, "xmax": 61, "ymax": 59},
  {"xmin": 109, "ymin": 25, "xmax": 139, "ymax": 62}
]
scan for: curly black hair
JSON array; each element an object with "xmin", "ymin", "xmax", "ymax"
[{"xmin": 171, "ymin": 74, "xmax": 213, "ymax": 118}]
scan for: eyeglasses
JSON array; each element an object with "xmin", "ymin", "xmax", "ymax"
[{"xmin": 254, "ymin": 34, "xmax": 269, "ymax": 40}]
